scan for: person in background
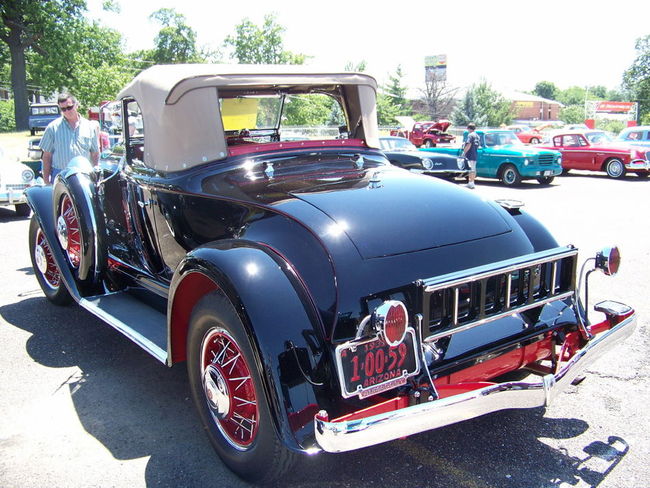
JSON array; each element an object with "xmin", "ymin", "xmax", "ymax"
[
  {"xmin": 462, "ymin": 123, "xmax": 479, "ymax": 189},
  {"xmin": 40, "ymin": 93, "xmax": 99, "ymax": 185}
]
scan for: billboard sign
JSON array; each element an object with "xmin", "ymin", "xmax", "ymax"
[{"xmin": 425, "ymin": 55, "xmax": 447, "ymax": 82}]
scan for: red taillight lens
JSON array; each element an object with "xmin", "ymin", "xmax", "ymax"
[
  {"xmin": 596, "ymin": 246, "xmax": 621, "ymax": 276},
  {"xmin": 374, "ymin": 301, "xmax": 408, "ymax": 346}
]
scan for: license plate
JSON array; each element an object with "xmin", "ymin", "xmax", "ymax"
[
  {"xmin": 543, "ymin": 170, "xmax": 553, "ymax": 176},
  {"xmin": 335, "ymin": 329, "xmax": 420, "ymax": 399}
]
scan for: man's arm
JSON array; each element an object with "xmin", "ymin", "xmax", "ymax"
[
  {"xmin": 90, "ymin": 151, "xmax": 99, "ymax": 166},
  {"xmin": 42, "ymin": 151, "xmax": 53, "ymax": 185}
]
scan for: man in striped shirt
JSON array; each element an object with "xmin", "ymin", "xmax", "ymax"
[{"xmin": 40, "ymin": 93, "xmax": 99, "ymax": 184}]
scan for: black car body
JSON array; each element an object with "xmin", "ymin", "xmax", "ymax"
[
  {"xmin": 26, "ymin": 65, "xmax": 636, "ymax": 483},
  {"xmin": 380, "ymin": 136, "xmax": 468, "ymax": 179}
]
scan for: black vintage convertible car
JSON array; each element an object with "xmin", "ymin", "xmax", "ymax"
[
  {"xmin": 380, "ymin": 135, "xmax": 469, "ymax": 180},
  {"xmin": 27, "ymin": 65, "xmax": 636, "ymax": 483}
]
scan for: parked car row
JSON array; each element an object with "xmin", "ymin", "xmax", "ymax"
[
  {"xmin": 384, "ymin": 126, "xmax": 650, "ymax": 185},
  {"xmin": 24, "ymin": 65, "xmax": 636, "ymax": 483}
]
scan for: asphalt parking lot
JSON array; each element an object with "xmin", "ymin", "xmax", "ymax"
[{"xmin": 0, "ymin": 170, "xmax": 648, "ymax": 488}]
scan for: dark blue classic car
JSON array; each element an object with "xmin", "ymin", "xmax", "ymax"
[
  {"xmin": 380, "ymin": 136, "xmax": 468, "ymax": 180},
  {"xmin": 26, "ymin": 65, "xmax": 636, "ymax": 483}
]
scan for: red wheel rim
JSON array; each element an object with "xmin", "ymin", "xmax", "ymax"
[
  {"xmin": 34, "ymin": 228, "xmax": 61, "ymax": 289},
  {"xmin": 201, "ymin": 327, "xmax": 259, "ymax": 449},
  {"xmin": 58, "ymin": 194, "xmax": 81, "ymax": 268}
]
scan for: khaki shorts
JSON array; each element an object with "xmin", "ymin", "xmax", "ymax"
[{"xmin": 466, "ymin": 159, "xmax": 477, "ymax": 172}]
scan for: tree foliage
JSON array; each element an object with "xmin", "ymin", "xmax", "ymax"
[
  {"xmin": 224, "ymin": 14, "xmax": 305, "ymax": 64},
  {"xmin": 452, "ymin": 81, "xmax": 513, "ymax": 127},
  {"xmin": 149, "ymin": 8, "xmax": 201, "ymax": 64},
  {"xmin": 1, "ymin": 0, "xmax": 87, "ymax": 130},
  {"xmin": 27, "ymin": 20, "xmax": 132, "ymax": 109},
  {"xmin": 533, "ymin": 81, "xmax": 557, "ymax": 100},
  {"xmin": 558, "ymin": 105, "xmax": 585, "ymax": 124},
  {"xmin": 623, "ymin": 34, "xmax": 650, "ymax": 123}
]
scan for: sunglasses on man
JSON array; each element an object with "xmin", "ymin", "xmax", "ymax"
[{"xmin": 59, "ymin": 104, "xmax": 76, "ymax": 112}]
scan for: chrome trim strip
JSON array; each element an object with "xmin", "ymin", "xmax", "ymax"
[
  {"xmin": 79, "ymin": 297, "xmax": 168, "ymax": 363},
  {"xmin": 315, "ymin": 312, "xmax": 635, "ymax": 453},
  {"xmin": 423, "ymin": 246, "xmax": 577, "ymax": 292}
]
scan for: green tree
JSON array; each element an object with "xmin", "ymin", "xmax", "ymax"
[
  {"xmin": 385, "ymin": 66, "xmax": 407, "ymax": 106},
  {"xmin": 0, "ymin": 98, "xmax": 15, "ymax": 131},
  {"xmin": 556, "ymin": 86, "xmax": 587, "ymax": 106},
  {"xmin": 559, "ymin": 105, "xmax": 585, "ymax": 124},
  {"xmin": 149, "ymin": 8, "xmax": 202, "ymax": 64},
  {"xmin": 376, "ymin": 92, "xmax": 402, "ymax": 126},
  {"xmin": 452, "ymin": 81, "xmax": 513, "ymax": 127},
  {"xmin": 224, "ymin": 14, "xmax": 305, "ymax": 64},
  {"xmin": 533, "ymin": 81, "xmax": 557, "ymax": 100},
  {"xmin": 0, "ymin": 0, "xmax": 87, "ymax": 130},
  {"xmin": 27, "ymin": 20, "xmax": 131, "ymax": 110},
  {"xmin": 623, "ymin": 34, "xmax": 650, "ymax": 123}
]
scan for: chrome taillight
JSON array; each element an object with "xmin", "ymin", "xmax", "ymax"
[
  {"xmin": 595, "ymin": 246, "xmax": 620, "ymax": 276},
  {"xmin": 373, "ymin": 300, "xmax": 408, "ymax": 346}
]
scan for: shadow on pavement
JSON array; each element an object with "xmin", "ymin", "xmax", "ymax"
[{"xmin": 0, "ymin": 296, "xmax": 628, "ymax": 488}]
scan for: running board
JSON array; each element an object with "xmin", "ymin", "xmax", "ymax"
[{"xmin": 80, "ymin": 292, "xmax": 168, "ymax": 364}]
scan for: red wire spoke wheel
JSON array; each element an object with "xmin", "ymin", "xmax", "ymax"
[
  {"xmin": 57, "ymin": 194, "xmax": 82, "ymax": 269},
  {"xmin": 34, "ymin": 227, "xmax": 61, "ymax": 289},
  {"xmin": 29, "ymin": 216, "xmax": 72, "ymax": 305},
  {"xmin": 201, "ymin": 327, "xmax": 259, "ymax": 449}
]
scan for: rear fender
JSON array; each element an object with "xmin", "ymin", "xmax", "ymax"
[{"xmin": 168, "ymin": 239, "xmax": 326, "ymax": 451}]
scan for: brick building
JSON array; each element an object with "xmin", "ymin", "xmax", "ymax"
[{"xmin": 504, "ymin": 90, "xmax": 563, "ymax": 123}]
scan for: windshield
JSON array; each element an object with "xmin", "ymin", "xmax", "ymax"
[
  {"xmin": 484, "ymin": 131, "xmax": 523, "ymax": 147},
  {"xmin": 380, "ymin": 137, "xmax": 417, "ymax": 151},
  {"xmin": 585, "ymin": 131, "xmax": 613, "ymax": 145},
  {"xmin": 219, "ymin": 92, "xmax": 346, "ymax": 143}
]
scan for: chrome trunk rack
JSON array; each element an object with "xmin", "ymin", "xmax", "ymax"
[{"xmin": 416, "ymin": 246, "xmax": 578, "ymax": 342}]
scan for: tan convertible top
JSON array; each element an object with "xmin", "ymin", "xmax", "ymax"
[{"xmin": 117, "ymin": 64, "xmax": 379, "ymax": 172}]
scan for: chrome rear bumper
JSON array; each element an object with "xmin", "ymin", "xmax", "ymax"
[{"xmin": 315, "ymin": 311, "xmax": 636, "ymax": 453}]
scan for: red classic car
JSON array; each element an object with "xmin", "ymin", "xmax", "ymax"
[
  {"xmin": 506, "ymin": 125, "xmax": 543, "ymax": 144},
  {"xmin": 391, "ymin": 116, "xmax": 455, "ymax": 147},
  {"xmin": 537, "ymin": 130, "xmax": 650, "ymax": 178}
]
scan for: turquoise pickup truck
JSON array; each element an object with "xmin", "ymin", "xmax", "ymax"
[{"xmin": 423, "ymin": 129, "xmax": 563, "ymax": 186}]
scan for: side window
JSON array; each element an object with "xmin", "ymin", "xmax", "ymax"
[
  {"xmin": 485, "ymin": 133, "xmax": 496, "ymax": 146},
  {"xmin": 626, "ymin": 131, "xmax": 642, "ymax": 141},
  {"xmin": 125, "ymin": 100, "xmax": 145, "ymax": 166},
  {"xmin": 578, "ymin": 136, "xmax": 589, "ymax": 146},
  {"xmin": 563, "ymin": 135, "xmax": 578, "ymax": 147},
  {"xmin": 552, "ymin": 136, "xmax": 562, "ymax": 147}
]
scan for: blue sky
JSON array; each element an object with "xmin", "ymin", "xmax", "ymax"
[{"xmin": 87, "ymin": 0, "xmax": 648, "ymax": 95}]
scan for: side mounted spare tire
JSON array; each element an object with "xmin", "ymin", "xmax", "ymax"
[{"xmin": 52, "ymin": 168, "xmax": 104, "ymax": 286}]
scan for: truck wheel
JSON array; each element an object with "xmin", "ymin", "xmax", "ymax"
[
  {"xmin": 529, "ymin": 137, "xmax": 540, "ymax": 144},
  {"xmin": 605, "ymin": 159, "xmax": 625, "ymax": 179},
  {"xmin": 29, "ymin": 216, "xmax": 72, "ymax": 305},
  {"xmin": 424, "ymin": 139, "xmax": 436, "ymax": 148},
  {"xmin": 15, "ymin": 203, "xmax": 31, "ymax": 217},
  {"xmin": 187, "ymin": 291, "xmax": 299, "ymax": 483},
  {"xmin": 500, "ymin": 164, "xmax": 522, "ymax": 186}
]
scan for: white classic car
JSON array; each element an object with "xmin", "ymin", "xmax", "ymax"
[{"xmin": 0, "ymin": 146, "xmax": 36, "ymax": 216}]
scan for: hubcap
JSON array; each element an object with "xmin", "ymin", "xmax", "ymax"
[
  {"xmin": 35, "ymin": 245, "xmax": 48, "ymax": 274},
  {"xmin": 201, "ymin": 328, "xmax": 259, "ymax": 449},
  {"xmin": 35, "ymin": 228, "xmax": 60, "ymax": 289},
  {"xmin": 58, "ymin": 195, "xmax": 81, "ymax": 268},
  {"xmin": 203, "ymin": 364, "xmax": 231, "ymax": 419},
  {"xmin": 56, "ymin": 215, "xmax": 68, "ymax": 249}
]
